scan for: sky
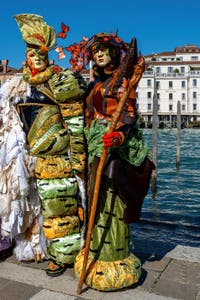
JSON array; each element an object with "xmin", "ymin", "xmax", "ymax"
[{"xmin": 1, "ymin": 0, "xmax": 200, "ymax": 70}]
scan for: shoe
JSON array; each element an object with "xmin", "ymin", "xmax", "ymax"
[{"xmin": 46, "ymin": 260, "xmax": 66, "ymax": 277}]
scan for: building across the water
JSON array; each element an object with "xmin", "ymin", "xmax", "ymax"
[{"xmin": 138, "ymin": 44, "xmax": 200, "ymax": 128}]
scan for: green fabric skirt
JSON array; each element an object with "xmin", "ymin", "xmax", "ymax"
[{"xmin": 74, "ymin": 177, "xmax": 141, "ymax": 291}]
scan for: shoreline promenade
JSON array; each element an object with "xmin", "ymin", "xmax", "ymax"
[{"xmin": 0, "ymin": 245, "xmax": 199, "ymax": 300}]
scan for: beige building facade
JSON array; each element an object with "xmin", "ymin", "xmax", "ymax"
[{"xmin": 0, "ymin": 60, "xmax": 22, "ymax": 87}]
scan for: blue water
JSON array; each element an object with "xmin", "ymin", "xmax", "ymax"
[{"xmin": 131, "ymin": 129, "xmax": 200, "ymax": 256}]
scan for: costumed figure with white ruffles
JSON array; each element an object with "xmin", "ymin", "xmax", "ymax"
[{"xmin": 0, "ymin": 14, "xmax": 87, "ymax": 277}]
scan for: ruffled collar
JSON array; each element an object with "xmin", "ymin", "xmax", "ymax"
[{"xmin": 23, "ymin": 65, "xmax": 55, "ymax": 85}]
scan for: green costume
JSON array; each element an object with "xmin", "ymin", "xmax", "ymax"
[
  {"xmin": 75, "ymin": 33, "xmax": 154, "ymax": 290},
  {"xmin": 14, "ymin": 14, "xmax": 87, "ymax": 276}
]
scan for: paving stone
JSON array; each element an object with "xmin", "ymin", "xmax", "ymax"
[
  {"xmin": 5, "ymin": 255, "xmax": 20, "ymax": 264},
  {"xmin": 180, "ymin": 261, "xmax": 200, "ymax": 286},
  {"xmin": 29, "ymin": 289, "xmax": 77, "ymax": 299},
  {"xmin": 103, "ymin": 289, "xmax": 178, "ymax": 300},
  {"xmin": 0, "ymin": 281, "xmax": 42, "ymax": 300},
  {"xmin": 160, "ymin": 259, "xmax": 200, "ymax": 285},
  {"xmin": 6, "ymin": 255, "xmax": 49, "ymax": 271},
  {"xmin": 152, "ymin": 278, "xmax": 198, "ymax": 300},
  {"xmin": 0, "ymin": 262, "xmax": 105, "ymax": 300},
  {"xmin": 166, "ymin": 245, "xmax": 200, "ymax": 263},
  {"xmin": 138, "ymin": 269, "xmax": 161, "ymax": 291},
  {"xmin": 142, "ymin": 256, "xmax": 171, "ymax": 272},
  {"xmin": 0, "ymin": 278, "xmax": 12, "ymax": 290},
  {"xmin": 196, "ymin": 291, "xmax": 200, "ymax": 300},
  {"xmin": 1, "ymin": 249, "xmax": 200, "ymax": 300}
]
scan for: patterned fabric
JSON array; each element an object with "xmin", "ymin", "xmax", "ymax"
[
  {"xmin": 74, "ymin": 177, "xmax": 141, "ymax": 291},
  {"xmin": 23, "ymin": 66, "xmax": 55, "ymax": 85},
  {"xmin": 14, "ymin": 14, "xmax": 56, "ymax": 50},
  {"xmin": 85, "ymin": 118, "xmax": 149, "ymax": 166},
  {"xmin": 48, "ymin": 233, "xmax": 81, "ymax": 265},
  {"xmin": 49, "ymin": 70, "xmax": 86, "ymax": 102},
  {"xmin": 75, "ymin": 250, "xmax": 141, "ymax": 291},
  {"xmin": 35, "ymin": 155, "xmax": 72, "ymax": 179},
  {"xmin": 31, "ymin": 69, "xmax": 86, "ymax": 266},
  {"xmin": 43, "ymin": 215, "xmax": 80, "ymax": 239},
  {"xmin": 41, "ymin": 196, "xmax": 77, "ymax": 219},
  {"xmin": 85, "ymin": 73, "xmax": 137, "ymax": 128},
  {"xmin": 27, "ymin": 106, "xmax": 69, "ymax": 156},
  {"xmin": 37, "ymin": 177, "xmax": 78, "ymax": 200}
]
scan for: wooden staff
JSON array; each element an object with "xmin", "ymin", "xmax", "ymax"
[{"xmin": 77, "ymin": 58, "xmax": 145, "ymax": 295}]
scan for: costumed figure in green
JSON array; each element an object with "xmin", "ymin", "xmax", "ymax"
[
  {"xmin": 74, "ymin": 33, "xmax": 155, "ymax": 291},
  {"xmin": 12, "ymin": 14, "xmax": 87, "ymax": 276}
]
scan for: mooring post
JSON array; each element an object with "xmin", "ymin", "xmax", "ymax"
[
  {"xmin": 176, "ymin": 101, "xmax": 181, "ymax": 169},
  {"xmin": 151, "ymin": 74, "xmax": 158, "ymax": 192}
]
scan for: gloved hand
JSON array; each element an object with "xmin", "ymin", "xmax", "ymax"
[{"xmin": 102, "ymin": 131, "xmax": 125, "ymax": 148}]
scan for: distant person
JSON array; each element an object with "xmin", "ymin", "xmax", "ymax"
[{"xmin": 75, "ymin": 32, "xmax": 155, "ymax": 291}]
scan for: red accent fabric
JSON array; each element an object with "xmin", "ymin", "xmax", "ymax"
[
  {"xmin": 102, "ymin": 131, "xmax": 123, "ymax": 148},
  {"xmin": 31, "ymin": 69, "xmax": 40, "ymax": 77}
]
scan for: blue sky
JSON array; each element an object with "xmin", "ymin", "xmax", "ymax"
[{"xmin": 1, "ymin": 0, "xmax": 200, "ymax": 69}]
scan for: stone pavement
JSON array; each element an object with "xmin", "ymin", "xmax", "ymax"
[{"xmin": 0, "ymin": 245, "xmax": 199, "ymax": 300}]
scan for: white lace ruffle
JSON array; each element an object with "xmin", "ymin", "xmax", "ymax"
[{"xmin": 0, "ymin": 76, "xmax": 47, "ymax": 261}]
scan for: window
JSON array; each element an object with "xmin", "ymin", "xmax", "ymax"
[
  {"xmin": 148, "ymin": 103, "xmax": 152, "ymax": 110},
  {"xmin": 193, "ymin": 79, "xmax": 197, "ymax": 87},
  {"xmin": 169, "ymin": 81, "xmax": 173, "ymax": 88},
  {"xmin": 155, "ymin": 67, "xmax": 160, "ymax": 74},
  {"xmin": 147, "ymin": 92, "xmax": 152, "ymax": 99},
  {"xmin": 147, "ymin": 79, "xmax": 151, "ymax": 87},
  {"xmin": 191, "ymin": 56, "xmax": 198, "ymax": 61},
  {"xmin": 169, "ymin": 93, "xmax": 173, "ymax": 100},
  {"xmin": 182, "ymin": 104, "xmax": 185, "ymax": 111},
  {"xmin": 182, "ymin": 93, "xmax": 186, "ymax": 100},
  {"xmin": 136, "ymin": 92, "xmax": 138, "ymax": 98},
  {"xmin": 180, "ymin": 67, "xmax": 185, "ymax": 73},
  {"xmin": 156, "ymin": 81, "xmax": 160, "ymax": 89},
  {"xmin": 193, "ymin": 92, "xmax": 197, "ymax": 99},
  {"xmin": 193, "ymin": 103, "xmax": 197, "ymax": 110},
  {"xmin": 168, "ymin": 67, "xmax": 173, "ymax": 73},
  {"xmin": 181, "ymin": 81, "xmax": 186, "ymax": 88},
  {"xmin": 169, "ymin": 104, "xmax": 173, "ymax": 111},
  {"xmin": 157, "ymin": 93, "xmax": 160, "ymax": 100},
  {"xmin": 177, "ymin": 56, "xmax": 183, "ymax": 61}
]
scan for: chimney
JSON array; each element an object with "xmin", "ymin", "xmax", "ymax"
[{"xmin": 1, "ymin": 60, "xmax": 8, "ymax": 73}]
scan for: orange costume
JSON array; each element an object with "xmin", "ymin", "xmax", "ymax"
[{"xmin": 75, "ymin": 33, "xmax": 155, "ymax": 291}]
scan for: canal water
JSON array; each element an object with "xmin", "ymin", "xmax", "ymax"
[{"xmin": 131, "ymin": 128, "xmax": 200, "ymax": 256}]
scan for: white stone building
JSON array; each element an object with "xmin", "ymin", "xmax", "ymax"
[{"xmin": 137, "ymin": 44, "xmax": 200, "ymax": 127}]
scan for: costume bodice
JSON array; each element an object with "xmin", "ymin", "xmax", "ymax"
[{"xmin": 85, "ymin": 73, "xmax": 137, "ymax": 129}]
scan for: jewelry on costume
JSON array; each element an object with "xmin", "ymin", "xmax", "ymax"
[{"xmin": 112, "ymin": 137, "xmax": 120, "ymax": 146}]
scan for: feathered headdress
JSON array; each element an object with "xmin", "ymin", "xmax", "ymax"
[
  {"xmin": 85, "ymin": 32, "xmax": 127, "ymax": 61},
  {"xmin": 14, "ymin": 14, "xmax": 56, "ymax": 53}
]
